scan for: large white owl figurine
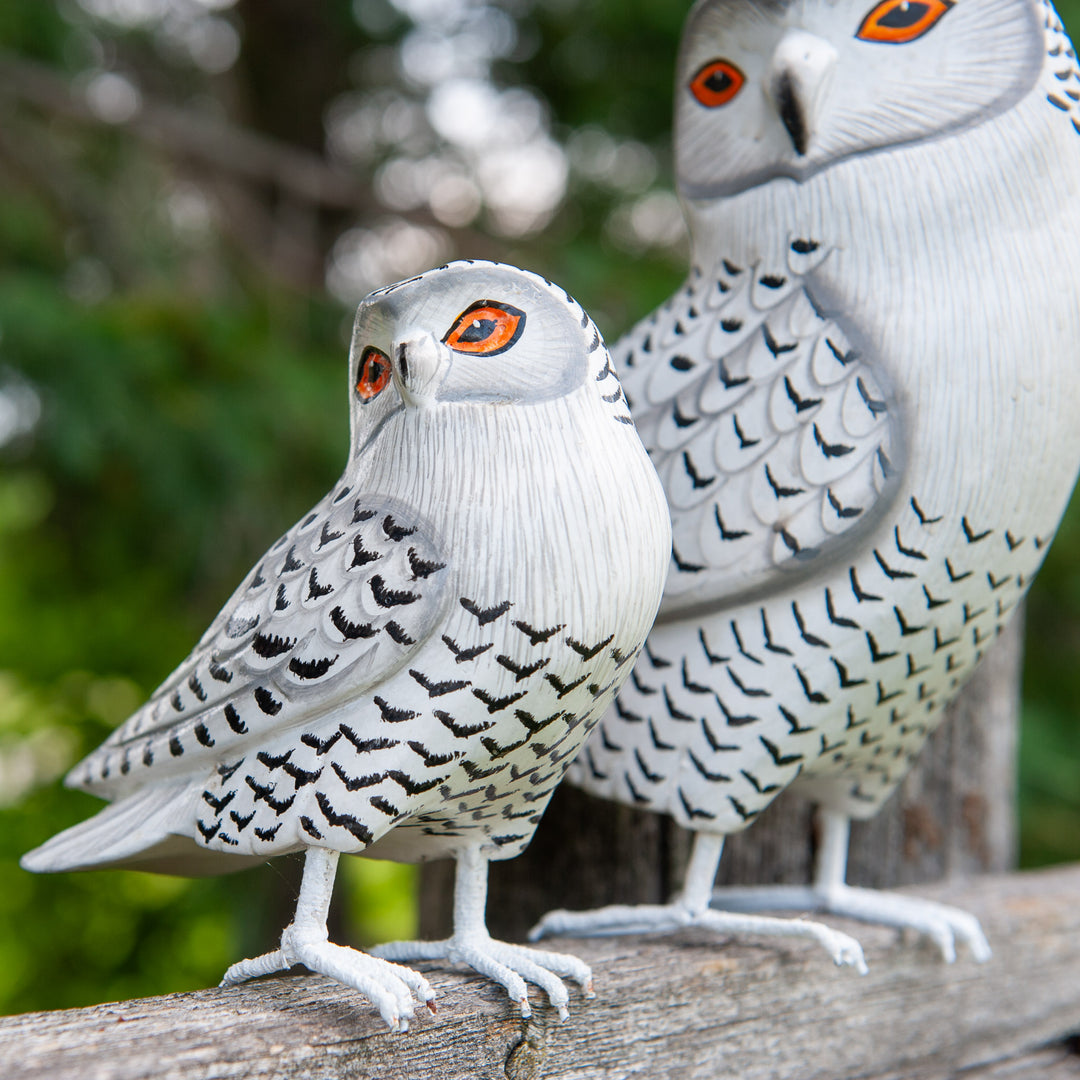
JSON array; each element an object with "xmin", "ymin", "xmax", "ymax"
[
  {"xmin": 533, "ymin": 0, "xmax": 1080, "ymax": 961},
  {"xmin": 22, "ymin": 261, "xmax": 671, "ymax": 1028}
]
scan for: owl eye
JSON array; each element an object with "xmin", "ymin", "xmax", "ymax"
[
  {"xmin": 356, "ymin": 346, "xmax": 392, "ymax": 401},
  {"xmin": 443, "ymin": 300, "xmax": 526, "ymax": 356},
  {"xmin": 856, "ymin": 0, "xmax": 953, "ymax": 43},
  {"xmin": 689, "ymin": 59, "xmax": 745, "ymax": 108}
]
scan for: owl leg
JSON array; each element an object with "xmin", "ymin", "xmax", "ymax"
[
  {"xmin": 709, "ymin": 809, "xmax": 992, "ymax": 963},
  {"xmin": 371, "ymin": 844, "xmax": 594, "ymax": 1021},
  {"xmin": 529, "ymin": 832, "xmax": 868, "ymax": 973},
  {"xmin": 219, "ymin": 847, "xmax": 436, "ymax": 1031}
]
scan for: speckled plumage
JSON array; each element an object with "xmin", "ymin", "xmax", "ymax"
[
  {"xmin": 538, "ymin": 0, "xmax": 1080, "ymax": 959},
  {"xmin": 24, "ymin": 260, "xmax": 670, "ymax": 1025}
]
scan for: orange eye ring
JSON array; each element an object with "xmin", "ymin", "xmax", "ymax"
[
  {"xmin": 856, "ymin": 0, "xmax": 953, "ymax": 43},
  {"xmin": 689, "ymin": 59, "xmax": 745, "ymax": 108},
  {"xmin": 355, "ymin": 346, "xmax": 392, "ymax": 402},
  {"xmin": 443, "ymin": 300, "xmax": 525, "ymax": 356}
]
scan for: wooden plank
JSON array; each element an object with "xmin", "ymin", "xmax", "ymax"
[{"xmin": 2, "ymin": 863, "xmax": 1078, "ymax": 1080}]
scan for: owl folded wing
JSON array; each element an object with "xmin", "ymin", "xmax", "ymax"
[
  {"xmin": 613, "ymin": 252, "xmax": 900, "ymax": 614},
  {"xmin": 69, "ymin": 488, "xmax": 450, "ymax": 799}
]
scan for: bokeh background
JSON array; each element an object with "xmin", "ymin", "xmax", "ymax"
[{"xmin": 1, "ymin": 0, "xmax": 1077, "ymax": 1017}]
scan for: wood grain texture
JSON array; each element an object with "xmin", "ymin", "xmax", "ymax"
[{"xmin": 3, "ymin": 863, "xmax": 1078, "ymax": 1080}]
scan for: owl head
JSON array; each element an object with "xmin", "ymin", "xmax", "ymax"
[
  {"xmin": 345, "ymin": 260, "xmax": 612, "ymax": 450},
  {"xmin": 676, "ymin": 0, "xmax": 1045, "ymax": 199}
]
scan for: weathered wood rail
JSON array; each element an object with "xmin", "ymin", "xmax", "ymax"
[{"xmin": 2, "ymin": 864, "xmax": 1078, "ymax": 1080}]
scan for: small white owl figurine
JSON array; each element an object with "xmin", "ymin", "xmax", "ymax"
[
  {"xmin": 22, "ymin": 261, "xmax": 671, "ymax": 1028},
  {"xmin": 534, "ymin": 0, "xmax": 1080, "ymax": 962}
]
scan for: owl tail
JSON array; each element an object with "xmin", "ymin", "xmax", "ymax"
[{"xmin": 20, "ymin": 781, "xmax": 263, "ymax": 877}]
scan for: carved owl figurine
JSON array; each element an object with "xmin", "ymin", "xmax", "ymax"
[
  {"xmin": 535, "ymin": 0, "xmax": 1080, "ymax": 961},
  {"xmin": 22, "ymin": 261, "xmax": 671, "ymax": 1028}
]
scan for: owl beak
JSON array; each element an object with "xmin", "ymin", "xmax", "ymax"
[
  {"xmin": 392, "ymin": 330, "xmax": 442, "ymax": 407},
  {"xmin": 766, "ymin": 31, "xmax": 838, "ymax": 157}
]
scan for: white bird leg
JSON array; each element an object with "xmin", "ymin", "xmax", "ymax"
[
  {"xmin": 709, "ymin": 808, "xmax": 992, "ymax": 963},
  {"xmin": 371, "ymin": 844, "xmax": 594, "ymax": 1021},
  {"xmin": 219, "ymin": 847, "xmax": 436, "ymax": 1031},
  {"xmin": 530, "ymin": 831, "xmax": 868, "ymax": 974}
]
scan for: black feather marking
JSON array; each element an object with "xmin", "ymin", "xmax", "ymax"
[
  {"xmin": 281, "ymin": 545, "xmax": 304, "ymax": 573},
  {"xmin": 301, "ymin": 731, "xmax": 341, "ymax": 755},
  {"xmin": 230, "ymin": 810, "xmax": 255, "ymax": 831},
  {"xmin": 688, "ymin": 749, "xmax": 730, "ymax": 782},
  {"xmin": 473, "ymin": 687, "xmax": 528, "ymax": 713},
  {"xmin": 699, "ymin": 628, "xmax": 728, "ymax": 665},
  {"xmin": 614, "ymin": 697, "xmax": 643, "ymax": 724},
  {"xmin": 284, "ymin": 762, "xmax": 323, "ymax": 787},
  {"xmin": 763, "ymin": 323, "xmax": 797, "ymax": 356},
  {"xmin": 832, "ymin": 658, "xmax": 867, "ymax": 688},
  {"xmin": 545, "ymin": 672, "xmax": 589, "ymax": 699},
  {"xmin": 245, "ymin": 777, "xmax": 295, "ymax": 815},
  {"xmin": 410, "ymin": 669, "xmax": 470, "ymax": 698},
  {"xmin": 792, "ymin": 602, "xmax": 829, "ymax": 648},
  {"xmin": 370, "ymin": 796, "xmax": 401, "ymax": 818},
  {"xmin": 370, "ymin": 575, "xmax": 419, "ymax": 608},
  {"xmin": 289, "ymin": 654, "xmax": 338, "ymax": 680},
  {"xmin": 794, "ymin": 665, "xmax": 829, "ymax": 704},
  {"xmin": 436, "ymin": 709, "xmax": 495, "ymax": 738},
  {"xmin": 307, "ymin": 567, "xmax": 334, "ymax": 600},
  {"xmin": 566, "ymin": 633, "xmax": 614, "ymax": 661},
  {"xmin": 169, "ymin": 735, "xmax": 184, "ymax": 757},
  {"xmin": 188, "ymin": 675, "xmax": 207, "ymax": 703},
  {"xmin": 702, "ymin": 716, "xmax": 739, "ymax": 752},
  {"xmin": 681, "ymin": 658, "xmax": 712, "ymax": 694},
  {"xmin": 733, "ymin": 414, "xmax": 759, "ymax": 449},
  {"xmin": 330, "ymin": 606, "xmax": 380, "ymax": 640},
  {"xmin": 680, "ymin": 788, "xmax": 718, "ymax": 820},
  {"xmin": 408, "ymin": 741, "xmax": 458, "ymax": 767},
  {"xmin": 223, "ymin": 703, "xmax": 247, "ymax": 734},
  {"xmin": 275, "ymin": 584, "xmax": 289, "ymax": 611},
  {"xmin": 496, "ymin": 654, "xmax": 550, "ymax": 681},
  {"xmin": 813, "ymin": 424, "xmax": 853, "ymax": 458},
  {"xmin": 351, "ymin": 534, "xmax": 382, "ymax": 569},
  {"xmin": 866, "ymin": 632, "xmax": 898, "ymax": 663},
  {"xmin": 672, "ymin": 544, "xmax": 705, "ymax": 573},
  {"xmin": 386, "ymin": 621, "xmax": 415, "ymax": 645},
  {"xmin": 387, "ymin": 770, "xmax": 446, "ymax": 795},
  {"xmin": 727, "ymin": 667, "xmax": 770, "ymax": 698},
  {"xmin": 196, "ymin": 819, "xmax": 220, "ymax": 842},
  {"xmin": 252, "ymin": 632, "xmax": 297, "ymax": 658},
  {"xmin": 765, "ymin": 464, "xmax": 804, "ymax": 498},
  {"xmin": 850, "ymin": 567, "xmax": 882, "ymax": 602},
  {"xmin": 254, "ymin": 687, "xmax": 283, "ymax": 715},
  {"xmin": 226, "ymin": 612, "xmax": 260, "ymax": 639},
  {"xmin": 301, "ymin": 817, "xmax": 324, "ymax": 840},
  {"xmin": 874, "ymin": 549, "xmax": 915, "ymax": 580},
  {"xmin": 254, "ymin": 824, "xmax": 281, "ymax": 842},
  {"xmin": 683, "ymin": 451, "xmax": 715, "ymax": 490},
  {"xmin": 374, "ymin": 696, "xmax": 418, "ymax": 723},
  {"xmin": 332, "ymin": 762, "xmax": 385, "ymax": 791},
  {"xmin": 662, "ymin": 686, "xmax": 694, "ymax": 722},
  {"xmin": 339, "ymin": 725, "xmax": 399, "ymax": 753},
  {"xmin": 195, "ymin": 723, "xmax": 215, "ymax": 748},
  {"xmin": 407, "ymin": 547, "xmax": 446, "ymax": 579},
  {"xmin": 443, "ymin": 635, "xmax": 494, "ymax": 662},
  {"xmin": 515, "ymin": 708, "xmax": 563, "ymax": 734},
  {"xmin": 319, "ymin": 520, "xmax": 345, "ymax": 547},
  {"xmin": 779, "ymin": 704, "xmax": 812, "ymax": 734},
  {"xmin": 353, "ymin": 501, "xmax": 376, "ymax": 523},
  {"xmin": 826, "ymin": 588, "xmax": 859, "ymax": 629},
  {"xmin": 170, "ymin": 691, "xmax": 184, "ymax": 713},
  {"xmin": 208, "ymin": 660, "xmax": 232, "ymax": 683},
  {"xmin": 316, "ymin": 791, "xmax": 373, "ymax": 843},
  {"xmin": 512, "ymin": 619, "xmax": 563, "ymax": 645},
  {"xmin": 202, "ymin": 789, "xmax": 234, "ymax": 813},
  {"xmin": 383, "ymin": 515, "xmax": 417, "ymax": 542},
  {"xmin": 461, "ymin": 597, "xmax": 512, "ymax": 625},
  {"xmin": 257, "ymin": 749, "xmax": 292, "ymax": 770}
]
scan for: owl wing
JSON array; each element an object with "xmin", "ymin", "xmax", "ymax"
[
  {"xmin": 615, "ymin": 242, "xmax": 900, "ymax": 615},
  {"xmin": 69, "ymin": 486, "xmax": 451, "ymax": 796}
]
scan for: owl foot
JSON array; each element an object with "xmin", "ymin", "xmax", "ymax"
[
  {"xmin": 372, "ymin": 933, "xmax": 594, "ymax": 1021},
  {"xmin": 220, "ymin": 924, "xmax": 436, "ymax": 1031},
  {"xmin": 529, "ymin": 902, "xmax": 868, "ymax": 974},
  {"xmin": 708, "ymin": 884, "xmax": 991, "ymax": 964}
]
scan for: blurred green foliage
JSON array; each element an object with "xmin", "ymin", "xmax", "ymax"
[{"xmin": 0, "ymin": 0, "xmax": 1077, "ymax": 1020}]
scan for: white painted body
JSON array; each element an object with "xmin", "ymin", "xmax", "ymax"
[{"xmin": 569, "ymin": 0, "xmax": 1080, "ymax": 834}]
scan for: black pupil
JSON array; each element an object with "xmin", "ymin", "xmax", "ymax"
[
  {"xmin": 704, "ymin": 68, "xmax": 733, "ymax": 93},
  {"xmin": 879, "ymin": 1, "xmax": 929, "ymax": 28},
  {"xmin": 460, "ymin": 317, "xmax": 496, "ymax": 344},
  {"xmin": 364, "ymin": 359, "xmax": 384, "ymax": 384}
]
